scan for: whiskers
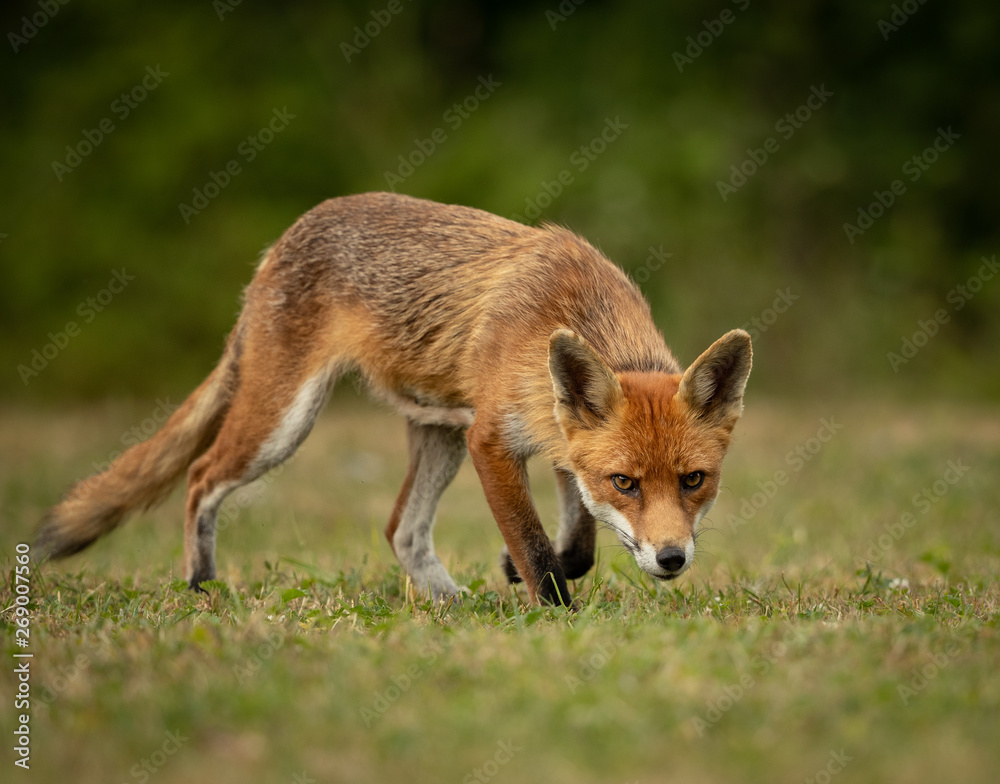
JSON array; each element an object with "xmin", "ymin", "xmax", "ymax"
[
  {"xmin": 691, "ymin": 521, "xmax": 717, "ymax": 567},
  {"xmin": 597, "ymin": 518, "xmax": 639, "ymax": 554}
]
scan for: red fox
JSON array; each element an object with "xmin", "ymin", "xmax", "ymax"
[{"xmin": 36, "ymin": 192, "xmax": 752, "ymax": 606}]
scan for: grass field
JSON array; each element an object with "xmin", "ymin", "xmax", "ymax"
[{"xmin": 2, "ymin": 396, "xmax": 999, "ymax": 783}]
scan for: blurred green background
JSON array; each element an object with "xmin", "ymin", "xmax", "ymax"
[{"xmin": 2, "ymin": 0, "xmax": 998, "ymax": 404}]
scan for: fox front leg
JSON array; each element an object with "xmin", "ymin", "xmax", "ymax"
[
  {"xmin": 499, "ymin": 466, "xmax": 596, "ymax": 585},
  {"xmin": 467, "ymin": 421, "xmax": 571, "ymax": 606}
]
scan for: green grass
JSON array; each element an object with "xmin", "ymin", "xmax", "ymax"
[{"xmin": 2, "ymin": 397, "xmax": 999, "ymax": 783}]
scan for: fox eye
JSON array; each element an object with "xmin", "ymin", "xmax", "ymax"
[
  {"xmin": 611, "ymin": 474, "xmax": 638, "ymax": 494},
  {"xmin": 681, "ymin": 471, "xmax": 705, "ymax": 491}
]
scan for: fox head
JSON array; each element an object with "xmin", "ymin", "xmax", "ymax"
[{"xmin": 549, "ymin": 328, "xmax": 752, "ymax": 581}]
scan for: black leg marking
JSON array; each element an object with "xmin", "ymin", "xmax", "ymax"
[{"xmin": 499, "ymin": 547, "xmax": 523, "ymax": 583}]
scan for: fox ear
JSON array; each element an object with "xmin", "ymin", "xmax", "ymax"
[
  {"xmin": 678, "ymin": 329, "xmax": 753, "ymax": 426},
  {"xmin": 549, "ymin": 329, "xmax": 623, "ymax": 429}
]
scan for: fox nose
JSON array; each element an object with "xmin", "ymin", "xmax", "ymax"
[{"xmin": 656, "ymin": 546, "xmax": 687, "ymax": 573}]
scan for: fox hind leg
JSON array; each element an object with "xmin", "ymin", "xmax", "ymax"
[
  {"xmin": 386, "ymin": 419, "xmax": 467, "ymax": 599},
  {"xmin": 184, "ymin": 366, "xmax": 337, "ymax": 589}
]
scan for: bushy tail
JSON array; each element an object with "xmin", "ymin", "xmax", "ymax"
[{"xmin": 35, "ymin": 339, "xmax": 240, "ymax": 561}]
